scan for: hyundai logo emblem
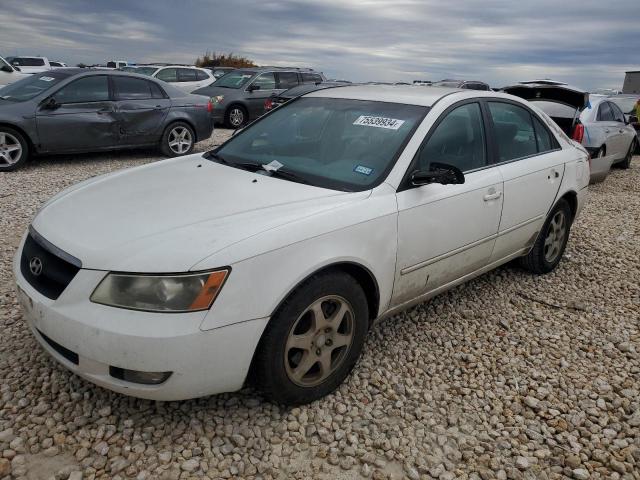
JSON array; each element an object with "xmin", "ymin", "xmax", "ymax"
[{"xmin": 29, "ymin": 257, "xmax": 44, "ymax": 276}]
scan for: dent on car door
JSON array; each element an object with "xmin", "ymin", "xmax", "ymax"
[
  {"xmin": 112, "ymin": 76, "xmax": 170, "ymax": 145},
  {"xmin": 35, "ymin": 75, "xmax": 118, "ymax": 152},
  {"xmin": 392, "ymin": 101, "xmax": 503, "ymax": 307},
  {"xmin": 487, "ymin": 101, "xmax": 565, "ymax": 263}
]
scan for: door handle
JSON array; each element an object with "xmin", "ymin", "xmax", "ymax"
[
  {"xmin": 604, "ymin": 129, "xmax": 610, "ymax": 133},
  {"xmin": 97, "ymin": 107, "xmax": 113, "ymax": 114},
  {"xmin": 483, "ymin": 191, "xmax": 502, "ymax": 201}
]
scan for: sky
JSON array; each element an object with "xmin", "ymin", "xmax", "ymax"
[{"xmin": 2, "ymin": 0, "xmax": 639, "ymax": 90}]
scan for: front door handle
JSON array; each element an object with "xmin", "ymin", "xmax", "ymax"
[{"xmin": 483, "ymin": 191, "xmax": 502, "ymax": 201}]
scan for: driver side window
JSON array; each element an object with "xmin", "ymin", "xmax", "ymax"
[
  {"xmin": 417, "ymin": 102, "xmax": 486, "ymax": 172},
  {"xmin": 54, "ymin": 76, "xmax": 110, "ymax": 104}
]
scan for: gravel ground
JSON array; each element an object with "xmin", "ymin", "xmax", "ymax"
[{"xmin": 0, "ymin": 137, "xmax": 638, "ymax": 480}]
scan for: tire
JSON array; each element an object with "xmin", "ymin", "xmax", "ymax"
[
  {"xmin": 520, "ymin": 199, "xmax": 572, "ymax": 274},
  {"xmin": 252, "ymin": 271, "xmax": 369, "ymax": 405},
  {"xmin": 224, "ymin": 105, "xmax": 247, "ymax": 129},
  {"xmin": 0, "ymin": 127, "xmax": 29, "ymax": 172},
  {"xmin": 619, "ymin": 139, "xmax": 635, "ymax": 169},
  {"xmin": 160, "ymin": 122, "xmax": 195, "ymax": 157}
]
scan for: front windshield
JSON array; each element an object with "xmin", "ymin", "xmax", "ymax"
[
  {"xmin": 0, "ymin": 71, "xmax": 69, "ymax": 102},
  {"xmin": 609, "ymin": 97, "xmax": 638, "ymax": 114},
  {"xmin": 214, "ymin": 71, "xmax": 255, "ymax": 88},
  {"xmin": 213, "ymin": 97, "xmax": 427, "ymax": 191}
]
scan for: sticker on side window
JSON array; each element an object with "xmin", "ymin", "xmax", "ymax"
[
  {"xmin": 353, "ymin": 115, "xmax": 405, "ymax": 130},
  {"xmin": 353, "ymin": 165, "xmax": 373, "ymax": 175}
]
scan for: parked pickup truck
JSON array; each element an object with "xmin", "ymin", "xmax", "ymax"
[
  {"xmin": 106, "ymin": 60, "xmax": 131, "ymax": 69},
  {"xmin": 0, "ymin": 55, "xmax": 28, "ymax": 87},
  {"xmin": 5, "ymin": 56, "xmax": 52, "ymax": 74}
]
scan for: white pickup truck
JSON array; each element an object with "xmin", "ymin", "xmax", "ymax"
[
  {"xmin": 0, "ymin": 55, "xmax": 28, "ymax": 87},
  {"xmin": 106, "ymin": 60, "xmax": 131, "ymax": 69},
  {"xmin": 5, "ymin": 56, "xmax": 52, "ymax": 74}
]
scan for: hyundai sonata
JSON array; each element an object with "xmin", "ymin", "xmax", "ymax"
[{"xmin": 14, "ymin": 85, "xmax": 589, "ymax": 405}]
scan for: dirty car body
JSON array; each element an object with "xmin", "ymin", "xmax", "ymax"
[{"xmin": 14, "ymin": 85, "xmax": 589, "ymax": 403}]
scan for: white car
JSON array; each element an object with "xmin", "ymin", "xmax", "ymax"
[
  {"xmin": 150, "ymin": 66, "xmax": 216, "ymax": 93},
  {"xmin": 14, "ymin": 86, "xmax": 589, "ymax": 405},
  {"xmin": 0, "ymin": 55, "xmax": 27, "ymax": 87},
  {"xmin": 5, "ymin": 56, "xmax": 52, "ymax": 74},
  {"xmin": 49, "ymin": 61, "xmax": 67, "ymax": 69}
]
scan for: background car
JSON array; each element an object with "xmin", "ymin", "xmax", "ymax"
[
  {"xmin": 263, "ymin": 81, "xmax": 347, "ymax": 113},
  {"xmin": 5, "ymin": 56, "xmax": 52, "ymax": 74},
  {"xmin": 609, "ymin": 94, "xmax": 640, "ymax": 151},
  {"xmin": 431, "ymin": 79, "xmax": 491, "ymax": 90},
  {"xmin": 0, "ymin": 69, "xmax": 213, "ymax": 171},
  {"xmin": 205, "ymin": 66, "xmax": 236, "ymax": 79},
  {"xmin": 192, "ymin": 67, "xmax": 326, "ymax": 127},
  {"xmin": 49, "ymin": 61, "xmax": 67, "ymax": 68},
  {"xmin": 0, "ymin": 55, "xmax": 27, "ymax": 88},
  {"xmin": 135, "ymin": 65, "xmax": 216, "ymax": 93}
]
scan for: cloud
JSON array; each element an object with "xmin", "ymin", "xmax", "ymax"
[{"xmin": 1, "ymin": 0, "xmax": 638, "ymax": 89}]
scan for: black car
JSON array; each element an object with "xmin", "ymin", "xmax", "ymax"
[
  {"xmin": 192, "ymin": 67, "xmax": 326, "ymax": 128},
  {"xmin": 263, "ymin": 82, "xmax": 347, "ymax": 114},
  {"xmin": 431, "ymin": 79, "xmax": 491, "ymax": 91},
  {"xmin": 0, "ymin": 69, "xmax": 214, "ymax": 171}
]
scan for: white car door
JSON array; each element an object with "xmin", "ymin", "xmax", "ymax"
[
  {"xmin": 392, "ymin": 101, "xmax": 504, "ymax": 307},
  {"xmin": 486, "ymin": 101, "xmax": 565, "ymax": 262},
  {"xmin": 609, "ymin": 101, "xmax": 635, "ymax": 156}
]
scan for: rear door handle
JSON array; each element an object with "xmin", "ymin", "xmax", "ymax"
[{"xmin": 483, "ymin": 191, "xmax": 502, "ymax": 201}]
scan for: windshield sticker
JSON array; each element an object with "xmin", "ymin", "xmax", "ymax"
[
  {"xmin": 353, "ymin": 115, "xmax": 405, "ymax": 130},
  {"xmin": 353, "ymin": 165, "xmax": 373, "ymax": 176},
  {"xmin": 263, "ymin": 160, "xmax": 283, "ymax": 172},
  {"xmin": 39, "ymin": 76, "xmax": 55, "ymax": 82}
]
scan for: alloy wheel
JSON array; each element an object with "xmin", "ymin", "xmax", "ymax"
[
  {"xmin": 229, "ymin": 108, "xmax": 244, "ymax": 127},
  {"xmin": 284, "ymin": 295, "xmax": 355, "ymax": 387},
  {"xmin": 168, "ymin": 127, "xmax": 192, "ymax": 155},
  {"xmin": 543, "ymin": 210, "xmax": 567, "ymax": 263},
  {"xmin": 0, "ymin": 132, "xmax": 23, "ymax": 166}
]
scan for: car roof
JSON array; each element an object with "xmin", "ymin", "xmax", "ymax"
[{"xmin": 305, "ymin": 84, "xmax": 460, "ymax": 107}]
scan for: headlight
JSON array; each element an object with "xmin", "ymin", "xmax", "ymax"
[
  {"xmin": 211, "ymin": 95, "xmax": 224, "ymax": 106},
  {"xmin": 90, "ymin": 269, "xmax": 229, "ymax": 313}
]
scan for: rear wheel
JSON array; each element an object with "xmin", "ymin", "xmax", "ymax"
[
  {"xmin": 520, "ymin": 199, "xmax": 572, "ymax": 274},
  {"xmin": 0, "ymin": 127, "xmax": 29, "ymax": 172},
  {"xmin": 224, "ymin": 105, "xmax": 247, "ymax": 128},
  {"xmin": 160, "ymin": 122, "xmax": 195, "ymax": 157},
  {"xmin": 252, "ymin": 272, "xmax": 369, "ymax": 405},
  {"xmin": 619, "ymin": 138, "xmax": 636, "ymax": 169}
]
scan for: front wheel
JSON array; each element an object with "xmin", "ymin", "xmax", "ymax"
[
  {"xmin": 224, "ymin": 105, "xmax": 247, "ymax": 128},
  {"xmin": 520, "ymin": 199, "xmax": 572, "ymax": 274},
  {"xmin": 0, "ymin": 127, "xmax": 29, "ymax": 172},
  {"xmin": 160, "ymin": 122, "xmax": 195, "ymax": 157},
  {"xmin": 252, "ymin": 272, "xmax": 369, "ymax": 405}
]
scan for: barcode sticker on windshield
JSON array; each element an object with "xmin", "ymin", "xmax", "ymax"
[{"xmin": 353, "ymin": 115, "xmax": 405, "ymax": 130}]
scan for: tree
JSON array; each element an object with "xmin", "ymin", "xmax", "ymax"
[{"xmin": 195, "ymin": 52, "xmax": 256, "ymax": 69}]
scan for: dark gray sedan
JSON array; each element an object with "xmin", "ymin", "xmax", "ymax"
[{"xmin": 0, "ymin": 69, "xmax": 214, "ymax": 171}]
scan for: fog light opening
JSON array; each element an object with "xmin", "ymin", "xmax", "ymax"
[{"xmin": 109, "ymin": 366, "xmax": 172, "ymax": 385}]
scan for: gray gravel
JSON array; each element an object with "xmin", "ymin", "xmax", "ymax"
[{"xmin": 0, "ymin": 141, "xmax": 638, "ymax": 480}]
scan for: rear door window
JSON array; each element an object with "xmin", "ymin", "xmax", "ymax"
[
  {"xmin": 301, "ymin": 73, "xmax": 323, "ymax": 83},
  {"xmin": 54, "ymin": 75, "xmax": 110, "ymax": 104},
  {"xmin": 195, "ymin": 70, "xmax": 210, "ymax": 81},
  {"xmin": 609, "ymin": 102, "xmax": 625, "ymax": 123},
  {"xmin": 532, "ymin": 116, "xmax": 555, "ymax": 153},
  {"xmin": 597, "ymin": 102, "xmax": 614, "ymax": 121},
  {"xmin": 488, "ymin": 102, "xmax": 538, "ymax": 161},
  {"xmin": 278, "ymin": 72, "xmax": 299, "ymax": 89},
  {"xmin": 113, "ymin": 76, "xmax": 154, "ymax": 100}
]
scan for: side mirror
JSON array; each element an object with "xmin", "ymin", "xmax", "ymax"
[
  {"xmin": 411, "ymin": 162, "xmax": 465, "ymax": 186},
  {"xmin": 42, "ymin": 97, "xmax": 59, "ymax": 110},
  {"xmin": 247, "ymin": 84, "xmax": 261, "ymax": 92},
  {"xmin": 1, "ymin": 65, "xmax": 13, "ymax": 73},
  {"xmin": 629, "ymin": 115, "xmax": 638, "ymax": 125}
]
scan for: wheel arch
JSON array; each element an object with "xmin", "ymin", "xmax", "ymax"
[
  {"xmin": 0, "ymin": 122, "xmax": 35, "ymax": 153},
  {"xmin": 558, "ymin": 190, "xmax": 578, "ymax": 221}
]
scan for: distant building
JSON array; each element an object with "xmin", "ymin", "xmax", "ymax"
[{"xmin": 623, "ymin": 71, "xmax": 640, "ymax": 94}]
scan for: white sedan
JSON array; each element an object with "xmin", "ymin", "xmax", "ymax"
[{"xmin": 14, "ymin": 86, "xmax": 589, "ymax": 405}]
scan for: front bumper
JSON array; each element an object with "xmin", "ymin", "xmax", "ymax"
[{"xmin": 13, "ymin": 241, "xmax": 268, "ymax": 401}]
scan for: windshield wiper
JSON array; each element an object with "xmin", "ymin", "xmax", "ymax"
[
  {"xmin": 262, "ymin": 167, "xmax": 312, "ymax": 186},
  {"xmin": 204, "ymin": 151, "xmax": 261, "ymax": 172}
]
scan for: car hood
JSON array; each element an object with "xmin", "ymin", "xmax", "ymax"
[
  {"xmin": 32, "ymin": 155, "xmax": 363, "ymax": 272},
  {"xmin": 502, "ymin": 83, "xmax": 589, "ymax": 111},
  {"xmin": 192, "ymin": 85, "xmax": 242, "ymax": 98}
]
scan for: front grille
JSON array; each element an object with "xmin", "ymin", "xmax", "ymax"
[
  {"xmin": 38, "ymin": 329, "xmax": 79, "ymax": 365},
  {"xmin": 20, "ymin": 229, "xmax": 81, "ymax": 300}
]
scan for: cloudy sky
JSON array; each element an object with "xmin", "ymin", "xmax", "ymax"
[{"xmin": 2, "ymin": 0, "xmax": 639, "ymax": 89}]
